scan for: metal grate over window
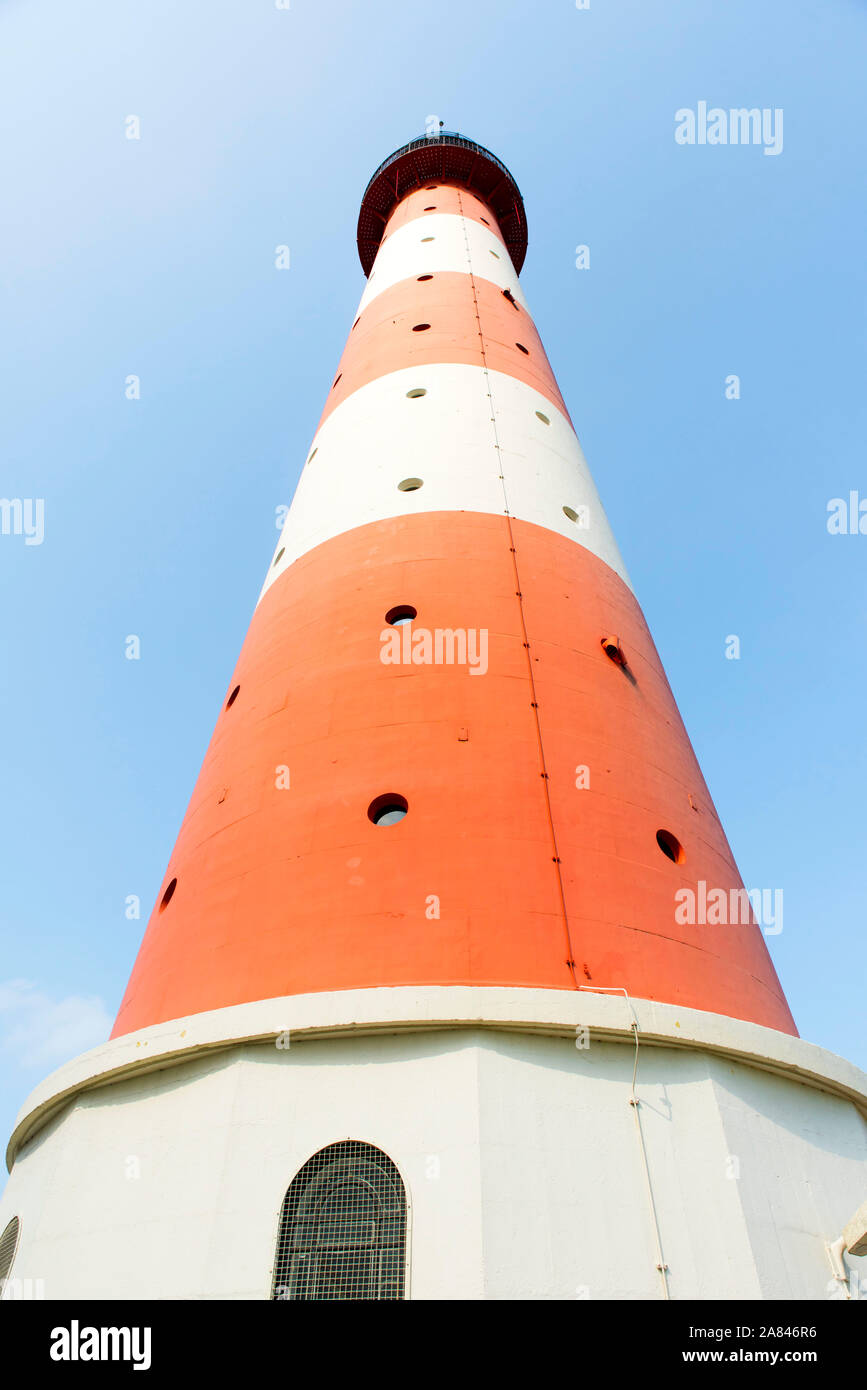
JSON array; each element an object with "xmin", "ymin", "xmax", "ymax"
[
  {"xmin": 0, "ymin": 1217, "xmax": 20, "ymax": 1293},
  {"xmin": 271, "ymin": 1141, "xmax": 406, "ymax": 1301}
]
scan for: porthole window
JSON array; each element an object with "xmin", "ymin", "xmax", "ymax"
[
  {"xmin": 397, "ymin": 478, "xmax": 423, "ymax": 491},
  {"xmin": 273, "ymin": 548, "xmax": 285, "ymax": 567},
  {"xmin": 406, "ymin": 388, "xmax": 427, "ymax": 399},
  {"xmin": 516, "ymin": 342, "xmax": 529, "ymax": 355},
  {"xmin": 412, "ymin": 323, "xmax": 431, "ymax": 332},
  {"xmin": 226, "ymin": 684, "xmax": 241, "ymax": 708},
  {"xmin": 480, "ymin": 216, "xmax": 490, "ymax": 226},
  {"xmin": 421, "ymin": 236, "xmax": 435, "ymax": 243},
  {"xmin": 489, "ymin": 249, "xmax": 500, "ymax": 259},
  {"xmin": 601, "ymin": 636, "xmax": 626, "ymax": 667},
  {"xmin": 423, "ymin": 205, "xmax": 436, "ymax": 211},
  {"xmin": 307, "ymin": 447, "xmax": 318, "ymax": 464},
  {"xmin": 656, "ymin": 830, "xmax": 685, "ymax": 865},
  {"xmin": 351, "ymin": 318, "xmax": 360, "ymax": 331},
  {"xmin": 563, "ymin": 505, "xmax": 582, "ymax": 523},
  {"xmin": 368, "ymin": 794, "xmax": 409, "ymax": 827},
  {"xmin": 385, "ymin": 605, "xmax": 416, "ymax": 627},
  {"xmin": 332, "ymin": 374, "xmax": 342, "ymax": 389},
  {"xmin": 425, "ymin": 185, "xmax": 437, "ymax": 190},
  {"xmin": 417, "ymin": 274, "xmax": 433, "ymax": 281},
  {"xmin": 159, "ymin": 878, "xmax": 177, "ymax": 912},
  {"xmin": 535, "ymin": 411, "xmax": 550, "ymax": 425},
  {"xmin": 0, "ymin": 1217, "xmax": 21, "ymax": 1289}
]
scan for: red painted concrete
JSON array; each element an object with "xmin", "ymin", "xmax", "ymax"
[
  {"xmin": 112, "ymin": 513, "xmax": 796, "ymax": 1039},
  {"xmin": 320, "ymin": 271, "xmax": 570, "ymax": 432},
  {"xmin": 382, "ymin": 183, "xmax": 508, "ymax": 246}
]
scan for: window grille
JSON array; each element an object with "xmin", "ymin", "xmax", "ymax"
[
  {"xmin": 271, "ymin": 1141, "xmax": 406, "ymax": 1301},
  {"xmin": 0, "ymin": 1217, "xmax": 20, "ymax": 1293}
]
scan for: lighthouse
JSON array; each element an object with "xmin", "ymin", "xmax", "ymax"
[{"xmin": 1, "ymin": 131, "xmax": 865, "ymax": 1301}]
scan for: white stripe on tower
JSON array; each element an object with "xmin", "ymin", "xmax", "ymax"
[{"xmin": 261, "ymin": 192, "xmax": 628, "ymax": 600}]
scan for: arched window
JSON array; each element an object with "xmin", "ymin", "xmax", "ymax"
[
  {"xmin": 271, "ymin": 1141, "xmax": 407, "ymax": 1301},
  {"xmin": 0, "ymin": 1217, "xmax": 20, "ymax": 1296}
]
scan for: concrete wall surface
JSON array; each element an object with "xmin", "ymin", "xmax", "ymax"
[{"xmin": 2, "ymin": 1010, "xmax": 864, "ymax": 1300}]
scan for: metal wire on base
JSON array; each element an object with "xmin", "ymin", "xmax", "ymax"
[{"xmin": 271, "ymin": 1141, "xmax": 407, "ymax": 1301}]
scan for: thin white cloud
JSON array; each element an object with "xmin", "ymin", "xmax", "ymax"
[{"xmin": 0, "ymin": 979, "xmax": 111, "ymax": 1070}]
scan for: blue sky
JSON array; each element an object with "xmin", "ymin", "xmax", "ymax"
[{"xmin": 1, "ymin": 0, "xmax": 865, "ymax": 1166}]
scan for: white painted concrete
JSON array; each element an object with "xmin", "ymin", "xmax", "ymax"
[
  {"xmin": 259, "ymin": 365, "xmax": 630, "ymax": 602},
  {"xmin": 1, "ymin": 1009, "xmax": 864, "ymax": 1300},
  {"xmin": 8, "ymin": 988, "xmax": 867, "ymax": 1165},
  {"xmin": 357, "ymin": 213, "xmax": 528, "ymax": 314}
]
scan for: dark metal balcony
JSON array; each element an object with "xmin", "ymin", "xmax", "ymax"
[{"xmin": 357, "ymin": 131, "xmax": 527, "ymax": 277}]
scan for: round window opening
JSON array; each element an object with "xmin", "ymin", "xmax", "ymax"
[
  {"xmin": 273, "ymin": 547, "xmax": 285, "ymax": 567},
  {"xmin": 421, "ymin": 236, "xmax": 435, "ymax": 243},
  {"xmin": 398, "ymin": 477, "xmax": 423, "ymax": 491},
  {"xmin": 536, "ymin": 411, "xmax": 550, "ymax": 425},
  {"xmin": 417, "ymin": 274, "xmax": 433, "ymax": 281},
  {"xmin": 385, "ymin": 605, "xmax": 417, "ymax": 627},
  {"xmin": 656, "ymin": 830, "xmax": 685, "ymax": 865},
  {"xmin": 406, "ymin": 388, "xmax": 427, "ymax": 398},
  {"xmin": 423, "ymin": 205, "xmax": 436, "ymax": 211},
  {"xmin": 412, "ymin": 323, "xmax": 431, "ymax": 332},
  {"xmin": 368, "ymin": 794, "xmax": 409, "ymax": 827},
  {"xmin": 601, "ymin": 636, "xmax": 626, "ymax": 666},
  {"xmin": 225, "ymin": 684, "xmax": 241, "ymax": 708},
  {"xmin": 159, "ymin": 878, "xmax": 178, "ymax": 912},
  {"xmin": 516, "ymin": 342, "xmax": 529, "ymax": 354}
]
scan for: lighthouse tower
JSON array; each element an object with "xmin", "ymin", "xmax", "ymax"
[{"xmin": 2, "ymin": 132, "xmax": 865, "ymax": 1302}]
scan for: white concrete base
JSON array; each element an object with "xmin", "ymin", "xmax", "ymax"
[{"xmin": 1, "ymin": 988, "xmax": 865, "ymax": 1300}]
